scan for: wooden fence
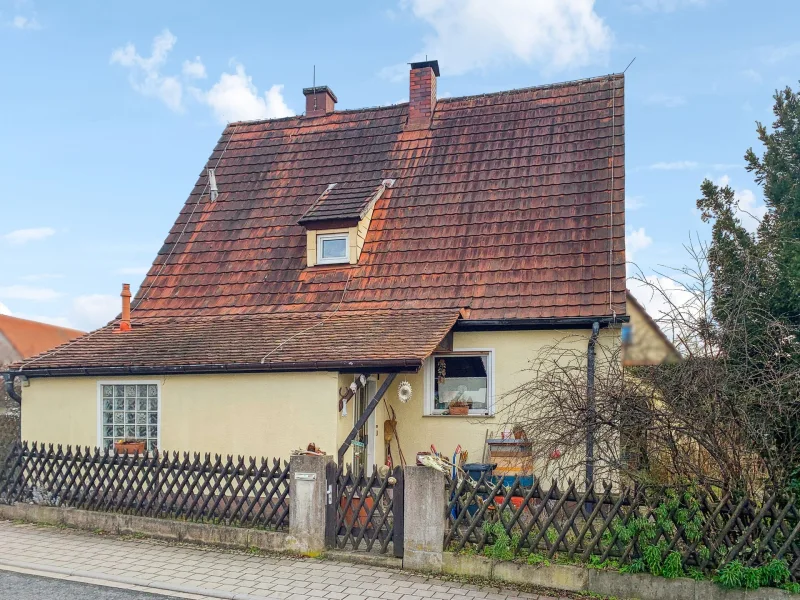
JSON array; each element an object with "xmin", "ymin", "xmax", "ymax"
[
  {"xmin": 446, "ymin": 473, "xmax": 800, "ymax": 577},
  {"xmin": 0, "ymin": 442, "xmax": 290, "ymax": 529},
  {"xmin": 331, "ymin": 464, "xmax": 403, "ymax": 556}
]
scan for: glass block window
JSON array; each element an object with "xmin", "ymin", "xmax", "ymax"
[{"xmin": 100, "ymin": 383, "xmax": 159, "ymax": 451}]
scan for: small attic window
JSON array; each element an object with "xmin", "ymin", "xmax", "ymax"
[{"xmin": 317, "ymin": 233, "xmax": 349, "ymax": 264}]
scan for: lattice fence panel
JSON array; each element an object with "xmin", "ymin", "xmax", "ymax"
[
  {"xmin": 335, "ymin": 464, "xmax": 401, "ymax": 554},
  {"xmin": 0, "ymin": 441, "xmax": 290, "ymax": 530},
  {"xmin": 445, "ymin": 474, "xmax": 800, "ymax": 578}
]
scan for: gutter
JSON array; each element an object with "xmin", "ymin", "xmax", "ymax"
[
  {"xmin": 454, "ymin": 316, "xmax": 627, "ymax": 331},
  {"xmin": 3, "ymin": 373, "xmax": 21, "ymax": 404},
  {"xmin": 4, "ymin": 358, "xmax": 424, "ymax": 379}
]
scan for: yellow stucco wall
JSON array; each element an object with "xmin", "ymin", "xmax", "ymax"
[
  {"xmin": 21, "ymin": 327, "xmax": 618, "ymax": 481},
  {"xmin": 22, "ymin": 371, "xmax": 339, "ymax": 459},
  {"xmin": 623, "ymin": 297, "xmax": 680, "ymax": 366}
]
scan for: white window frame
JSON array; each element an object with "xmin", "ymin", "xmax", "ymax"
[
  {"xmin": 97, "ymin": 380, "xmax": 162, "ymax": 451},
  {"xmin": 423, "ymin": 348, "xmax": 495, "ymax": 416},
  {"xmin": 316, "ymin": 232, "xmax": 350, "ymax": 265}
]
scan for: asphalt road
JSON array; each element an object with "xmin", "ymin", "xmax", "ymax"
[{"xmin": 0, "ymin": 571, "xmax": 183, "ymax": 599}]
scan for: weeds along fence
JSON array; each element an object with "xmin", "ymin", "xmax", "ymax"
[
  {"xmin": 0, "ymin": 442, "xmax": 290, "ymax": 530},
  {"xmin": 446, "ymin": 473, "xmax": 800, "ymax": 578}
]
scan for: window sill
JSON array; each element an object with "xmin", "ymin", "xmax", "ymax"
[{"xmin": 424, "ymin": 413, "xmax": 494, "ymax": 418}]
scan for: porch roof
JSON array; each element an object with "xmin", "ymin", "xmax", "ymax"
[{"xmin": 8, "ymin": 309, "xmax": 460, "ymax": 376}]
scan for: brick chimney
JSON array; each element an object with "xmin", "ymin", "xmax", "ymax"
[
  {"xmin": 118, "ymin": 283, "xmax": 131, "ymax": 332},
  {"xmin": 303, "ymin": 86, "xmax": 337, "ymax": 117},
  {"xmin": 408, "ymin": 60, "xmax": 440, "ymax": 130}
]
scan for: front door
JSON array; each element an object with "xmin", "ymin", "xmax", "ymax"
[{"xmin": 353, "ymin": 379, "xmax": 376, "ymax": 471}]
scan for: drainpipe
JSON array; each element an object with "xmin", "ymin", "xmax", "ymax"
[
  {"xmin": 585, "ymin": 321, "xmax": 600, "ymax": 488},
  {"xmin": 3, "ymin": 373, "xmax": 21, "ymax": 404}
]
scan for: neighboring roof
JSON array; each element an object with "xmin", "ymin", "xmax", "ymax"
[
  {"xmin": 298, "ymin": 181, "xmax": 388, "ymax": 224},
  {"xmin": 0, "ymin": 314, "xmax": 83, "ymax": 364},
  {"xmin": 15, "ymin": 309, "xmax": 460, "ymax": 375},
  {"xmin": 10, "ymin": 73, "xmax": 626, "ymax": 374},
  {"xmin": 624, "ymin": 291, "xmax": 680, "ymax": 364}
]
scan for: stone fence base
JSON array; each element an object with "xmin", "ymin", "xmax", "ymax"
[{"xmin": 1, "ymin": 497, "xmax": 794, "ymax": 600}]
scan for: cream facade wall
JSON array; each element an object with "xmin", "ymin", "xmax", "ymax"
[
  {"xmin": 22, "ymin": 371, "xmax": 339, "ymax": 460},
  {"xmin": 21, "ymin": 327, "xmax": 619, "ymax": 478},
  {"xmin": 334, "ymin": 328, "xmax": 618, "ymax": 479}
]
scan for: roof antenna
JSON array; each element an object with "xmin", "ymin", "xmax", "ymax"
[
  {"xmin": 623, "ymin": 57, "xmax": 636, "ymax": 74},
  {"xmin": 313, "ymin": 65, "xmax": 317, "ymax": 112},
  {"xmin": 208, "ymin": 168, "xmax": 218, "ymax": 202}
]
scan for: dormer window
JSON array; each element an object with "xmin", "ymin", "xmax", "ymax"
[
  {"xmin": 317, "ymin": 233, "xmax": 349, "ymax": 264},
  {"xmin": 299, "ymin": 179, "xmax": 395, "ymax": 268}
]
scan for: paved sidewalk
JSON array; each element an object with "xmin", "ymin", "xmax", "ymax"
[{"xmin": 0, "ymin": 521, "xmax": 569, "ymax": 600}]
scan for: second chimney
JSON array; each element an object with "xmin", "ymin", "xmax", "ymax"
[
  {"xmin": 408, "ymin": 60, "xmax": 440, "ymax": 130},
  {"xmin": 303, "ymin": 86, "xmax": 337, "ymax": 117},
  {"xmin": 118, "ymin": 283, "xmax": 131, "ymax": 332}
]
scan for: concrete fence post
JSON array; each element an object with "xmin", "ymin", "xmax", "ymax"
[
  {"xmin": 289, "ymin": 453, "xmax": 332, "ymax": 556},
  {"xmin": 403, "ymin": 465, "xmax": 446, "ymax": 572}
]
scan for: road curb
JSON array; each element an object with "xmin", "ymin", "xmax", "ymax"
[{"xmin": 0, "ymin": 559, "xmax": 270, "ymax": 600}]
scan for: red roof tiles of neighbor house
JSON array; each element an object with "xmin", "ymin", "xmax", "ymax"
[
  {"xmin": 0, "ymin": 315, "xmax": 83, "ymax": 363},
  {"xmin": 12, "ymin": 69, "xmax": 626, "ymax": 374}
]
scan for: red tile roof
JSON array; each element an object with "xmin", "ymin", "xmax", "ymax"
[
  {"xmin": 0, "ymin": 315, "xmax": 83, "ymax": 363},
  {"xmin": 11, "ymin": 73, "xmax": 626, "ymax": 374},
  {"xmin": 16, "ymin": 310, "xmax": 460, "ymax": 373}
]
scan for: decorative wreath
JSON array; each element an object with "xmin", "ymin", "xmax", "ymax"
[{"xmin": 397, "ymin": 381, "xmax": 413, "ymax": 403}]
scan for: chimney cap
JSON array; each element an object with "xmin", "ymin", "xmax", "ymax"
[
  {"xmin": 409, "ymin": 60, "xmax": 440, "ymax": 77},
  {"xmin": 302, "ymin": 86, "xmax": 338, "ymax": 103}
]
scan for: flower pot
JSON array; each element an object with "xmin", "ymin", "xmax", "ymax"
[
  {"xmin": 340, "ymin": 496, "xmax": 375, "ymax": 528},
  {"xmin": 114, "ymin": 440, "xmax": 146, "ymax": 455},
  {"xmin": 495, "ymin": 496, "xmax": 526, "ymax": 510},
  {"xmin": 449, "ymin": 405, "xmax": 469, "ymax": 416}
]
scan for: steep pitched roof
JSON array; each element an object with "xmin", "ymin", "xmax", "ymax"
[
  {"xmin": 0, "ymin": 315, "xmax": 83, "ymax": 364},
  {"xmin": 11, "ymin": 73, "xmax": 626, "ymax": 375}
]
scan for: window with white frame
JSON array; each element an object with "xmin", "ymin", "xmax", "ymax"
[
  {"xmin": 425, "ymin": 351, "xmax": 494, "ymax": 416},
  {"xmin": 316, "ymin": 233, "xmax": 349, "ymax": 264},
  {"xmin": 99, "ymin": 383, "xmax": 159, "ymax": 451}
]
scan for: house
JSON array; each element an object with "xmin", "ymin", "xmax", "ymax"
[
  {"xmin": 623, "ymin": 292, "xmax": 680, "ymax": 366},
  {"xmin": 6, "ymin": 61, "xmax": 629, "ymax": 472},
  {"xmin": 0, "ymin": 315, "xmax": 83, "ymax": 460}
]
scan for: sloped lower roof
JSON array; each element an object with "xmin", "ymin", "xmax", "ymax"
[
  {"xmin": 15, "ymin": 310, "xmax": 460, "ymax": 374},
  {"xmin": 0, "ymin": 315, "xmax": 83, "ymax": 364}
]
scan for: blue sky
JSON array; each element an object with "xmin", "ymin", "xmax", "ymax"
[{"xmin": 0, "ymin": 0, "xmax": 796, "ymax": 330}]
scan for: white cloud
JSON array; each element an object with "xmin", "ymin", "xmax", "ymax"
[
  {"xmin": 13, "ymin": 313, "xmax": 73, "ymax": 328},
  {"xmin": 626, "ymin": 195, "xmax": 645, "ymax": 210},
  {"xmin": 648, "ymin": 161, "xmax": 698, "ymax": 171},
  {"xmin": 646, "ymin": 93, "xmax": 686, "ymax": 108},
  {"xmin": 627, "ymin": 275, "xmax": 696, "ymax": 342},
  {"xmin": 0, "ymin": 302, "xmax": 11, "ymax": 316},
  {"xmin": 12, "ymin": 14, "xmax": 39, "ymax": 29},
  {"xmin": 741, "ymin": 69, "xmax": 761, "ymax": 83},
  {"xmin": 116, "ymin": 266, "xmax": 150, "ymax": 275},
  {"xmin": 0, "ymin": 285, "xmax": 62, "ymax": 301},
  {"xmin": 625, "ymin": 227, "xmax": 653, "ymax": 265},
  {"xmin": 627, "ymin": 0, "xmax": 707, "ymax": 11},
  {"xmin": 182, "ymin": 56, "xmax": 207, "ymax": 79},
  {"xmin": 392, "ymin": 0, "xmax": 612, "ymax": 77},
  {"xmin": 715, "ymin": 175, "xmax": 767, "ymax": 235},
  {"xmin": 3, "ymin": 227, "xmax": 55, "ymax": 245},
  {"xmin": 201, "ymin": 64, "xmax": 294, "ymax": 123},
  {"xmin": 19, "ymin": 273, "xmax": 63, "ymax": 282},
  {"xmin": 69, "ymin": 294, "xmax": 119, "ymax": 330},
  {"xmin": 760, "ymin": 42, "xmax": 800, "ymax": 65},
  {"xmin": 111, "ymin": 29, "xmax": 183, "ymax": 112}
]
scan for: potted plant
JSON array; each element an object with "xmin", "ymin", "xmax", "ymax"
[
  {"xmin": 449, "ymin": 400, "xmax": 469, "ymax": 416},
  {"xmin": 513, "ymin": 424, "xmax": 527, "ymax": 440},
  {"xmin": 114, "ymin": 439, "xmax": 146, "ymax": 455}
]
